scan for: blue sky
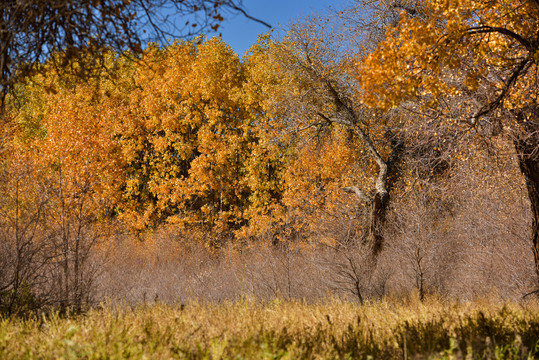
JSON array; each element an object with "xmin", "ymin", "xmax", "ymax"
[{"xmin": 216, "ymin": 0, "xmax": 347, "ymax": 55}]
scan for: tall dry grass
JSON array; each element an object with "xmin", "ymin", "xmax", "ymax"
[{"xmin": 1, "ymin": 296, "xmax": 538, "ymax": 359}]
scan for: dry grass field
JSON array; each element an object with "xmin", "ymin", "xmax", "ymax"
[{"xmin": 1, "ymin": 296, "xmax": 538, "ymax": 359}]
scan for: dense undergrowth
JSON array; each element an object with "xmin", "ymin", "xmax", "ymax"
[{"xmin": 1, "ymin": 296, "xmax": 538, "ymax": 359}]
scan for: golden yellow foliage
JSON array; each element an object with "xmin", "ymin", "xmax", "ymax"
[{"xmin": 115, "ymin": 38, "xmax": 283, "ymax": 239}]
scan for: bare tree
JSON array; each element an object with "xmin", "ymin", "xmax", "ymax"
[
  {"xmin": 263, "ymin": 17, "xmax": 404, "ymax": 260},
  {"xmin": 0, "ymin": 151, "xmax": 50, "ymax": 314}
]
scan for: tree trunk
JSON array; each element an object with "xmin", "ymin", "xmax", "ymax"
[
  {"xmin": 369, "ymin": 191, "xmax": 389, "ymax": 257},
  {"xmin": 514, "ymin": 136, "xmax": 539, "ymax": 281},
  {"xmin": 343, "ymin": 130, "xmax": 402, "ymax": 260}
]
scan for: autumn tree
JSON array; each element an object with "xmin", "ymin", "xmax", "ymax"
[
  {"xmin": 9, "ymin": 36, "xmax": 283, "ymax": 248},
  {"xmin": 250, "ymin": 19, "xmax": 404, "ymax": 259},
  {"xmin": 117, "ymin": 37, "xmax": 282, "ymax": 241},
  {"xmin": 0, "ymin": 0, "xmax": 270, "ymax": 109},
  {"xmin": 358, "ymin": 0, "xmax": 539, "ymax": 279}
]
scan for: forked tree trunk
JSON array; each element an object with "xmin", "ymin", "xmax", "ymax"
[
  {"xmin": 313, "ymin": 72, "xmax": 403, "ymax": 260},
  {"xmin": 343, "ymin": 133, "xmax": 401, "ymax": 260},
  {"xmin": 514, "ymin": 136, "xmax": 539, "ymax": 280}
]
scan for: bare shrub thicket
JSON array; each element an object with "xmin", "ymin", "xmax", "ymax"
[
  {"xmin": 0, "ymin": 155, "xmax": 108, "ymax": 314},
  {"xmin": 94, "ymin": 223, "xmax": 399, "ymax": 305},
  {"xmin": 0, "ymin": 159, "xmax": 50, "ymax": 314},
  {"xmin": 381, "ymin": 139, "xmax": 535, "ymax": 300},
  {"xmin": 97, "ymin": 231, "xmax": 331, "ymax": 304},
  {"xmin": 441, "ymin": 147, "xmax": 534, "ymax": 297}
]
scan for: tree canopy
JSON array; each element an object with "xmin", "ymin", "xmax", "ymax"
[{"xmin": 0, "ymin": 0, "xmax": 269, "ymax": 107}]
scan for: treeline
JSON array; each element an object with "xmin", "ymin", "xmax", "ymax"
[{"xmin": 1, "ymin": 0, "xmax": 538, "ymax": 313}]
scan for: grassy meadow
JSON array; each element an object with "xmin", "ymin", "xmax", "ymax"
[{"xmin": 1, "ymin": 296, "xmax": 539, "ymax": 359}]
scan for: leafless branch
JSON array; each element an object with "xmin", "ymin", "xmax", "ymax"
[
  {"xmin": 472, "ymin": 58, "xmax": 531, "ymax": 124},
  {"xmin": 343, "ymin": 186, "xmax": 373, "ymax": 204}
]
